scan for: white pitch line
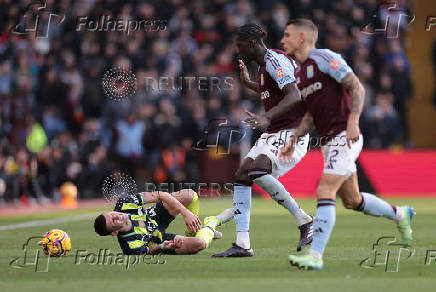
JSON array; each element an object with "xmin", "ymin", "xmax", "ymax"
[{"xmin": 0, "ymin": 214, "xmax": 95, "ymax": 231}]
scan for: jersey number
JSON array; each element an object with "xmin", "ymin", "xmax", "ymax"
[{"xmin": 326, "ymin": 150, "xmax": 339, "ymax": 169}]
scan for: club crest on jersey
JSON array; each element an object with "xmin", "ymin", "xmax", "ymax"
[
  {"xmin": 307, "ymin": 65, "xmax": 314, "ymax": 78},
  {"xmin": 330, "ymin": 59, "xmax": 340, "ymax": 70},
  {"xmin": 260, "ymin": 73, "xmax": 264, "ymax": 86},
  {"xmin": 276, "ymin": 68, "xmax": 284, "ymax": 78}
]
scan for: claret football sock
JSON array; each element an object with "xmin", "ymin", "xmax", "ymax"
[{"xmin": 254, "ymin": 175, "xmax": 312, "ymax": 225}]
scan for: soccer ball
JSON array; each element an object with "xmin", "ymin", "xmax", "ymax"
[{"xmin": 41, "ymin": 229, "xmax": 72, "ymax": 257}]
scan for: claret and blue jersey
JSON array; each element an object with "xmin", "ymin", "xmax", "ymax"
[
  {"xmin": 257, "ymin": 49, "xmax": 307, "ymax": 133},
  {"xmin": 295, "ymin": 48, "xmax": 353, "ymax": 137}
]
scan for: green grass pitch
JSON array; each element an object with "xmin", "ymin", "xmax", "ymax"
[{"xmin": 1, "ymin": 197, "xmax": 436, "ymax": 292}]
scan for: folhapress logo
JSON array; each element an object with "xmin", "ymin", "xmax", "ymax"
[{"xmin": 10, "ymin": 1, "xmax": 65, "ymax": 39}]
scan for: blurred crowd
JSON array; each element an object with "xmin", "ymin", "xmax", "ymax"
[{"xmin": 0, "ymin": 0, "xmax": 413, "ymax": 204}]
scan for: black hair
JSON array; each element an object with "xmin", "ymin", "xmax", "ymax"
[
  {"xmin": 94, "ymin": 214, "xmax": 110, "ymax": 236},
  {"xmin": 236, "ymin": 24, "xmax": 266, "ymax": 42}
]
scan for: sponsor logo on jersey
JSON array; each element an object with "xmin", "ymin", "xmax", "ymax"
[
  {"xmin": 330, "ymin": 59, "xmax": 340, "ymax": 70},
  {"xmin": 300, "ymin": 82, "xmax": 323, "ymax": 99},
  {"xmin": 260, "ymin": 90, "xmax": 270, "ymax": 100},
  {"xmin": 307, "ymin": 65, "xmax": 314, "ymax": 78},
  {"xmin": 276, "ymin": 68, "xmax": 285, "ymax": 77}
]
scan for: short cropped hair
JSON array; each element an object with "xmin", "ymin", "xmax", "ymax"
[
  {"xmin": 287, "ymin": 18, "xmax": 318, "ymax": 43},
  {"xmin": 94, "ymin": 214, "xmax": 110, "ymax": 236},
  {"xmin": 236, "ymin": 24, "xmax": 266, "ymax": 42}
]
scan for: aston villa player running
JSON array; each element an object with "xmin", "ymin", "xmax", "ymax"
[
  {"xmin": 279, "ymin": 19, "xmax": 415, "ymax": 270},
  {"xmin": 214, "ymin": 24, "xmax": 313, "ymax": 257}
]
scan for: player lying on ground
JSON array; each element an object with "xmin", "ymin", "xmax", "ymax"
[
  {"xmin": 279, "ymin": 18, "xmax": 415, "ymax": 270},
  {"xmin": 94, "ymin": 189, "xmax": 233, "ymax": 255},
  {"xmin": 213, "ymin": 24, "xmax": 313, "ymax": 258}
]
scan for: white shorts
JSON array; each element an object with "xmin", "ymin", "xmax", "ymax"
[
  {"xmin": 321, "ymin": 130, "xmax": 363, "ymax": 177},
  {"xmin": 245, "ymin": 129, "xmax": 309, "ymax": 178}
]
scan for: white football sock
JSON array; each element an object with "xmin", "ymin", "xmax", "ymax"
[
  {"xmin": 254, "ymin": 174, "xmax": 311, "ymax": 225},
  {"xmin": 216, "ymin": 208, "xmax": 234, "ymax": 225},
  {"xmin": 236, "ymin": 232, "xmax": 250, "ymax": 249}
]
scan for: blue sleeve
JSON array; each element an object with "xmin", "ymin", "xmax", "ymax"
[
  {"xmin": 265, "ymin": 53, "xmax": 296, "ymax": 90},
  {"xmin": 310, "ymin": 49, "xmax": 352, "ymax": 83}
]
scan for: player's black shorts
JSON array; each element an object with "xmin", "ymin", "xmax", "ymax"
[{"xmin": 145, "ymin": 202, "xmax": 176, "ymax": 241}]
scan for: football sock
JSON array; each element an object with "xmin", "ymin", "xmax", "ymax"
[
  {"xmin": 254, "ymin": 175, "xmax": 312, "ymax": 225},
  {"xmin": 310, "ymin": 199, "xmax": 336, "ymax": 256},
  {"xmin": 186, "ymin": 190, "xmax": 199, "ymax": 215},
  {"xmin": 356, "ymin": 192, "xmax": 396, "ymax": 220},
  {"xmin": 185, "ymin": 191, "xmax": 199, "ymax": 236},
  {"xmin": 234, "ymin": 185, "xmax": 252, "ymax": 249},
  {"xmin": 216, "ymin": 208, "xmax": 234, "ymax": 225},
  {"xmin": 195, "ymin": 227, "xmax": 215, "ymax": 248}
]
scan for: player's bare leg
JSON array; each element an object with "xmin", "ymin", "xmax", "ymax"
[
  {"xmin": 289, "ymin": 173, "xmax": 345, "ymax": 270},
  {"xmin": 151, "ymin": 236, "xmax": 206, "ymax": 255},
  {"xmin": 249, "ymin": 154, "xmax": 313, "ymax": 251},
  {"xmin": 338, "ymin": 173, "xmax": 415, "ymax": 245},
  {"xmin": 153, "ymin": 208, "xmax": 234, "ymax": 255}
]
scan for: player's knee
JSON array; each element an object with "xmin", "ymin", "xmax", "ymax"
[
  {"xmin": 234, "ymin": 167, "xmax": 252, "ymax": 186},
  {"xmin": 248, "ymin": 156, "xmax": 272, "ymax": 181},
  {"xmin": 247, "ymin": 167, "xmax": 269, "ymax": 181},
  {"xmin": 183, "ymin": 189, "xmax": 194, "ymax": 204},
  {"xmin": 316, "ymin": 185, "xmax": 335, "ymax": 199}
]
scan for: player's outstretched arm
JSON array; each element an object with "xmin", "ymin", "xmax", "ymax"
[
  {"xmin": 238, "ymin": 59, "xmax": 260, "ymax": 92},
  {"xmin": 342, "ymin": 72, "xmax": 365, "ymax": 148},
  {"xmin": 264, "ymin": 82, "xmax": 302, "ymax": 121}
]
